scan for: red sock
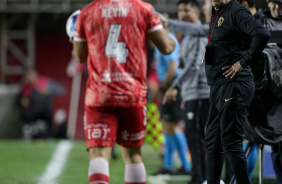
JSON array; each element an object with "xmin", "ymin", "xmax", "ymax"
[
  {"xmin": 88, "ymin": 157, "xmax": 109, "ymax": 184},
  {"xmin": 89, "ymin": 173, "xmax": 109, "ymax": 184}
]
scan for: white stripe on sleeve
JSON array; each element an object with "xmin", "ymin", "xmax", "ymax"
[
  {"xmin": 148, "ymin": 24, "xmax": 163, "ymax": 33},
  {"xmin": 74, "ymin": 37, "xmax": 87, "ymax": 42}
]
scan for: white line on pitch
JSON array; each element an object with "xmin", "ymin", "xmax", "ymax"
[
  {"xmin": 148, "ymin": 175, "xmax": 191, "ymax": 184},
  {"xmin": 37, "ymin": 140, "xmax": 73, "ymax": 184}
]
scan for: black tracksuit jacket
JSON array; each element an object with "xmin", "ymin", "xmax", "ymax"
[{"xmin": 204, "ymin": 0, "xmax": 270, "ymax": 86}]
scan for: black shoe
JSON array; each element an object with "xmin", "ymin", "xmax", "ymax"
[
  {"xmin": 173, "ymin": 166, "xmax": 191, "ymax": 175},
  {"xmin": 152, "ymin": 168, "xmax": 173, "ymax": 175}
]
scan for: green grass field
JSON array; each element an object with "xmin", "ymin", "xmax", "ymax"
[{"xmin": 0, "ymin": 140, "xmax": 276, "ymax": 184}]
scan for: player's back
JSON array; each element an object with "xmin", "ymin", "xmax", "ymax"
[{"xmin": 75, "ymin": 0, "xmax": 161, "ymax": 107}]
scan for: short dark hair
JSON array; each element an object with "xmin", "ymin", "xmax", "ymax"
[
  {"xmin": 237, "ymin": 0, "xmax": 255, "ymax": 8},
  {"xmin": 177, "ymin": 0, "xmax": 201, "ymax": 11}
]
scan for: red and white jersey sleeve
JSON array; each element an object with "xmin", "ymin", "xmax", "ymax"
[
  {"xmin": 74, "ymin": 12, "xmax": 86, "ymax": 42},
  {"xmin": 74, "ymin": 0, "xmax": 162, "ymax": 108}
]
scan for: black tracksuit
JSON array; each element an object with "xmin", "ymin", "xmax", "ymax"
[{"xmin": 204, "ymin": 0, "xmax": 270, "ymax": 184}]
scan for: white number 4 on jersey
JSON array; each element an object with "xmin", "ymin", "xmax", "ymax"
[{"xmin": 105, "ymin": 24, "xmax": 128, "ymax": 63}]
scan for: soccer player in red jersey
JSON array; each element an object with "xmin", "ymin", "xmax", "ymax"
[{"xmin": 72, "ymin": 0, "xmax": 176, "ymax": 183}]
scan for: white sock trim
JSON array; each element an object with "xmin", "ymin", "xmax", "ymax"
[
  {"xmin": 88, "ymin": 157, "xmax": 109, "ymax": 177},
  {"xmin": 125, "ymin": 163, "xmax": 146, "ymax": 183}
]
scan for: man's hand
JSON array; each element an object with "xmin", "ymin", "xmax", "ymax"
[
  {"xmin": 162, "ymin": 87, "xmax": 178, "ymax": 104},
  {"xmin": 222, "ymin": 61, "xmax": 243, "ymax": 79},
  {"xmin": 158, "ymin": 13, "xmax": 169, "ymax": 28}
]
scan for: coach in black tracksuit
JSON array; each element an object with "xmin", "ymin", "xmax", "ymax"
[{"xmin": 204, "ymin": 0, "xmax": 270, "ymax": 183}]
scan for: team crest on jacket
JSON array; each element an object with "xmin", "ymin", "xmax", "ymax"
[{"xmin": 218, "ymin": 17, "xmax": 224, "ymax": 27}]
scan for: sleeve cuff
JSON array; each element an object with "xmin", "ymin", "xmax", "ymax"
[
  {"xmin": 148, "ymin": 24, "xmax": 163, "ymax": 33},
  {"xmin": 173, "ymin": 85, "xmax": 181, "ymax": 91},
  {"xmin": 74, "ymin": 37, "xmax": 87, "ymax": 42},
  {"xmin": 240, "ymin": 53, "xmax": 253, "ymax": 68},
  {"xmin": 171, "ymin": 80, "xmax": 181, "ymax": 90},
  {"xmin": 167, "ymin": 20, "xmax": 176, "ymax": 30}
]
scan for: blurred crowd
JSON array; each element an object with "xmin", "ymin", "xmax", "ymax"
[{"xmin": 18, "ymin": 70, "xmax": 66, "ymax": 139}]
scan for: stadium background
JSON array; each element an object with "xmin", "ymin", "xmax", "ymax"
[
  {"xmin": 0, "ymin": 0, "xmax": 269, "ymax": 140},
  {"xmin": 0, "ymin": 1, "xmax": 276, "ymax": 184}
]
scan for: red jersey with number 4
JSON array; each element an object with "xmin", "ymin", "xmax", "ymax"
[{"xmin": 74, "ymin": 0, "xmax": 162, "ymax": 107}]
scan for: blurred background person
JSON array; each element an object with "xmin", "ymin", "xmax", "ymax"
[
  {"xmin": 19, "ymin": 70, "xmax": 65, "ymax": 139},
  {"xmin": 53, "ymin": 108, "xmax": 68, "ymax": 139},
  {"xmin": 162, "ymin": 0, "xmax": 210, "ymax": 183},
  {"xmin": 153, "ymin": 20, "xmax": 191, "ymax": 176},
  {"xmin": 262, "ymin": 0, "xmax": 282, "ymax": 30},
  {"xmin": 259, "ymin": 0, "xmax": 282, "ymax": 183},
  {"xmin": 238, "ymin": 0, "xmax": 264, "ymax": 19}
]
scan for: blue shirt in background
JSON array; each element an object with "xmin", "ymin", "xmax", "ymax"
[{"xmin": 155, "ymin": 32, "xmax": 180, "ymax": 82}]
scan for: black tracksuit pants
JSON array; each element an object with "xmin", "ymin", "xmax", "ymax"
[
  {"xmin": 205, "ymin": 80, "xmax": 254, "ymax": 184},
  {"xmin": 185, "ymin": 99, "xmax": 209, "ymax": 184}
]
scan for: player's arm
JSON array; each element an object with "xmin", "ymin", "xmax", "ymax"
[
  {"xmin": 160, "ymin": 61, "xmax": 178, "ymax": 89},
  {"xmin": 72, "ymin": 41, "xmax": 88, "ymax": 64},
  {"xmin": 72, "ymin": 10, "xmax": 88, "ymax": 64},
  {"xmin": 148, "ymin": 29, "xmax": 176, "ymax": 55},
  {"xmin": 159, "ymin": 13, "xmax": 209, "ymax": 37}
]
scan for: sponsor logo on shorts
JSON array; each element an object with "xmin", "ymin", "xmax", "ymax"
[
  {"xmin": 121, "ymin": 130, "xmax": 130, "ymax": 140},
  {"xmin": 121, "ymin": 130, "xmax": 145, "ymax": 141},
  {"xmin": 131, "ymin": 130, "xmax": 145, "ymax": 140},
  {"xmin": 87, "ymin": 123, "xmax": 110, "ymax": 139}
]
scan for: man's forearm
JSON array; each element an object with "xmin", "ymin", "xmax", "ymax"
[
  {"xmin": 240, "ymin": 29, "xmax": 270, "ymax": 67},
  {"xmin": 168, "ymin": 20, "xmax": 209, "ymax": 37},
  {"xmin": 162, "ymin": 69, "xmax": 176, "ymax": 89}
]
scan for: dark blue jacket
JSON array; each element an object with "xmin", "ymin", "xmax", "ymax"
[{"xmin": 205, "ymin": 0, "xmax": 270, "ymax": 85}]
